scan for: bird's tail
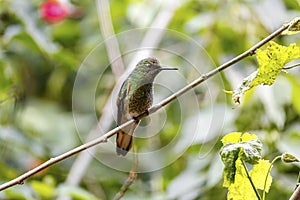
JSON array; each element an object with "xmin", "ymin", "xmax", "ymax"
[
  {"xmin": 116, "ymin": 120, "xmax": 139, "ymax": 156},
  {"xmin": 116, "ymin": 130, "xmax": 133, "ymax": 156}
]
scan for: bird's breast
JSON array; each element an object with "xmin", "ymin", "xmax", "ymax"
[{"xmin": 128, "ymin": 83, "xmax": 153, "ymax": 115}]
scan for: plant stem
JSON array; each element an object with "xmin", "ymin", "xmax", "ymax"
[
  {"xmin": 262, "ymin": 156, "xmax": 281, "ymax": 200},
  {"xmin": 241, "ymin": 160, "xmax": 262, "ymax": 200}
]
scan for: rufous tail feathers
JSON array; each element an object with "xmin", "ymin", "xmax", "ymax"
[
  {"xmin": 116, "ymin": 120, "xmax": 139, "ymax": 156},
  {"xmin": 116, "ymin": 130, "xmax": 133, "ymax": 156}
]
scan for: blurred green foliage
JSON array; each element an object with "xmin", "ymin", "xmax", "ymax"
[{"xmin": 1, "ymin": 0, "xmax": 300, "ymax": 199}]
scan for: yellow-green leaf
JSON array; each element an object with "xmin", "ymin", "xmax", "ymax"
[
  {"xmin": 220, "ymin": 132, "xmax": 262, "ymax": 185},
  {"xmin": 251, "ymin": 42, "xmax": 300, "ymax": 87},
  {"xmin": 221, "ymin": 132, "xmax": 242, "ymax": 144},
  {"xmin": 232, "ymin": 42, "xmax": 300, "ymax": 103},
  {"xmin": 221, "ymin": 132, "xmax": 258, "ymax": 145},
  {"xmin": 227, "ymin": 159, "xmax": 257, "ymax": 200},
  {"xmin": 250, "ymin": 159, "xmax": 272, "ymax": 193},
  {"xmin": 241, "ymin": 133, "xmax": 259, "ymax": 143}
]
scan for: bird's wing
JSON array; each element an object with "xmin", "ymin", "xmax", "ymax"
[
  {"xmin": 116, "ymin": 79, "xmax": 131, "ymax": 125},
  {"xmin": 116, "ymin": 79, "xmax": 135, "ymax": 156}
]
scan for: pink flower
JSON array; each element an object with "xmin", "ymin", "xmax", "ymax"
[{"xmin": 40, "ymin": 0, "xmax": 69, "ymax": 23}]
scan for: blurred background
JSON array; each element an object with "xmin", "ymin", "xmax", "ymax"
[{"xmin": 1, "ymin": 0, "xmax": 300, "ymax": 199}]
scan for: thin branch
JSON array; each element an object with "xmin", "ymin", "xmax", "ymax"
[
  {"xmin": 0, "ymin": 19, "xmax": 291, "ymax": 192},
  {"xmin": 283, "ymin": 63, "xmax": 300, "ymax": 70},
  {"xmin": 113, "ymin": 147, "xmax": 138, "ymax": 200},
  {"xmin": 113, "ymin": 170, "xmax": 137, "ymax": 200}
]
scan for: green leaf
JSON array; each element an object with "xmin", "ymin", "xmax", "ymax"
[
  {"xmin": 232, "ymin": 42, "xmax": 300, "ymax": 103},
  {"xmin": 250, "ymin": 159, "xmax": 272, "ymax": 192},
  {"xmin": 220, "ymin": 132, "xmax": 262, "ymax": 186},
  {"xmin": 220, "ymin": 143, "xmax": 240, "ymax": 187},
  {"xmin": 282, "ymin": 17, "xmax": 300, "ymax": 35}
]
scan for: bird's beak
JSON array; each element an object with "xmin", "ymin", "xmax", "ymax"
[{"xmin": 160, "ymin": 67, "xmax": 178, "ymax": 71}]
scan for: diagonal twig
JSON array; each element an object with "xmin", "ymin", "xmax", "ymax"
[{"xmin": 0, "ymin": 18, "xmax": 291, "ymax": 192}]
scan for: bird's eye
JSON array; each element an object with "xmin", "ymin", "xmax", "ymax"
[{"xmin": 145, "ymin": 63, "xmax": 151, "ymax": 67}]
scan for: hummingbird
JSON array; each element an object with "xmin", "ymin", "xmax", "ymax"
[{"xmin": 116, "ymin": 57, "xmax": 178, "ymax": 156}]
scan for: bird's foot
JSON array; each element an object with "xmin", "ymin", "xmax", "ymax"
[{"xmin": 133, "ymin": 110, "xmax": 149, "ymax": 122}]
